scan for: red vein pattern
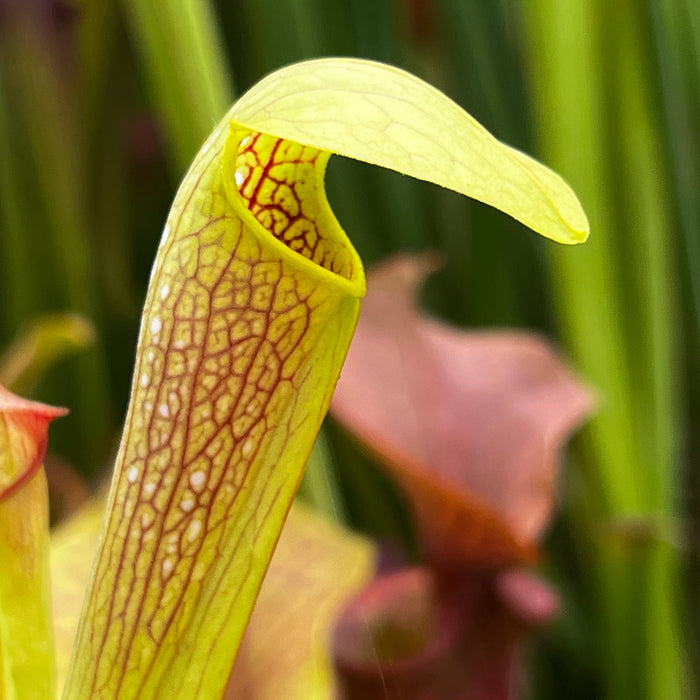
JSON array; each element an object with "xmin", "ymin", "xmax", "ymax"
[{"xmin": 64, "ymin": 121, "xmax": 364, "ymax": 699}]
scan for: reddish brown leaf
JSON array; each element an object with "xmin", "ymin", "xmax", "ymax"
[
  {"xmin": 331, "ymin": 254, "xmax": 594, "ymax": 568},
  {"xmin": 333, "ymin": 568, "xmax": 465, "ymax": 700},
  {"xmin": 333, "ymin": 565, "xmax": 558, "ymax": 700},
  {"xmin": 495, "ymin": 568, "xmax": 561, "ymax": 628}
]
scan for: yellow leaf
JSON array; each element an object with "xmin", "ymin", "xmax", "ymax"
[
  {"xmin": 231, "ymin": 58, "xmax": 589, "ymax": 244},
  {"xmin": 50, "ymin": 498, "xmax": 105, "ymax": 697},
  {"xmin": 65, "ymin": 92, "xmax": 364, "ymax": 700},
  {"xmin": 225, "ymin": 503, "xmax": 374, "ymax": 700},
  {"xmin": 0, "ymin": 314, "xmax": 95, "ymax": 397},
  {"xmin": 64, "ymin": 58, "xmax": 588, "ymax": 700},
  {"xmin": 0, "ymin": 386, "xmax": 67, "ymax": 700}
]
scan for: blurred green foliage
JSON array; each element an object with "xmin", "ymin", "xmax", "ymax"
[{"xmin": 0, "ymin": 1, "xmax": 697, "ymax": 697}]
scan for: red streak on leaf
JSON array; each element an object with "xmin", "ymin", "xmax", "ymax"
[
  {"xmin": 331, "ymin": 253, "xmax": 594, "ymax": 568},
  {"xmin": 0, "ymin": 384, "xmax": 68, "ymax": 502}
]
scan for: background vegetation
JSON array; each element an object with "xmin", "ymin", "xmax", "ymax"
[{"xmin": 0, "ymin": 1, "xmax": 697, "ymax": 697}]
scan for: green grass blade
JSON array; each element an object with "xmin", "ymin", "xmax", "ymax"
[
  {"xmin": 121, "ymin": 0, "xmax": 235, "ymax": 173},
  {"xmin": 524, "ymin": 1, "xmax": 690, "ymax": 697}
]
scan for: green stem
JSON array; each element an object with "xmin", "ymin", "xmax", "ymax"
[
  {"xmin": 0, "ymin": 10, "xmax": 111, "ymax": 472},
  {"xmin": 297, "ymin": 426, "xmax": 347, "ymax": 524},
  {"xmin": 0, "ymin": 471, "xmax": 55, "ymax": 700},
  {"xmin": 649, "ymin": 0, "xmax": 700, "ymax": 347},
  {"xmin": 121, "ymin": 0, "xmax": 235, "ymax": 174},
  {"xmin": 0, "ymin": 80, "xmax": 40, "ymax": 335},
  {"xmin": 523, "ymin": 0, "xmax": 689, "ymax": 697}
]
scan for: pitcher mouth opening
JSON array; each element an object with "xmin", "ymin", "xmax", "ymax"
[{"xmin": 222, "ymin": 126, "xmax": 365, "ymax": 298}]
